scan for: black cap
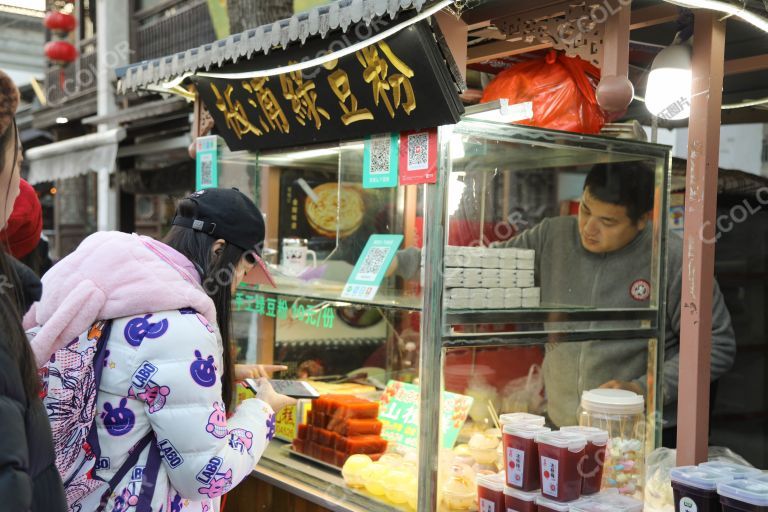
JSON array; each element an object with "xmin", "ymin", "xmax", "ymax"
[{"xmin": 172, "ymin": 188, "xmax": 275, "ymax": 287}]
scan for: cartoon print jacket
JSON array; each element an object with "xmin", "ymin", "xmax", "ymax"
[{"xmin": 54, "ymin": 308, "xmax": 275, "ymax": 512}]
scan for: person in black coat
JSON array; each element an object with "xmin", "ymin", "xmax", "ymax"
[{"xmin": 0, "ymin": 68, "xmax": 66, "ymax": 511}]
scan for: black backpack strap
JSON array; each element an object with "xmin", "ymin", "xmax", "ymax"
[{"xmin": 97, "ymin": 432, "xmax": 157, "ymax": 511}]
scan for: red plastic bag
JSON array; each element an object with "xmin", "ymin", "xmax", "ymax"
[{"xmin": 481, "ymin": 51, "xmax": 607, "ymax": 134}]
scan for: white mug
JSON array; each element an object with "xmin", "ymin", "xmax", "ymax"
[{"xmin": 281, "ymin": 238, "xmax": 317, "ymax": 276}]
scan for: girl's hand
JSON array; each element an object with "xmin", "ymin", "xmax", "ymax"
[
  {"xmin": 250, "ymin": 378, "xmax": 296, "ymax": 413},
  {"xmin": 235, "ymin": 364, "xmax": 288, "ymax": 381}
]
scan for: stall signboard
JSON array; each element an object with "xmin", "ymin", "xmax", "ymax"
[
  {"xmin": 195, "ymin": 135, "xmax": 219, "ymax": 189},
  {"xmin": 195, "ymin": 17, "xmax": 463, "ymax": 152},
  {"xmin": 341, "ymin": 234, "xmax": 403, "ymax": 301},
  {"xmin": 378, "ymin": 380, "xmax": 473, "ymax": 450}
]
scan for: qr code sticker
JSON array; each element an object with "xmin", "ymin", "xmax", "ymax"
[
  {"xmin": 357, "ymin": 247, "xmax": 391, "ymax": 282},
  {"xmin": 368, "ymin": 135, "xmax": 392, "ymax": 175},
  {"xmin": 200, "ymin": 153, "xmax": 213, "ymax": 187},
  {"xmin": 406, "ymin": 132, "xmax": 429, "ymax": 171}
]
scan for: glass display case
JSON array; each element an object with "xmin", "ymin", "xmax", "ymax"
[{"xmin": 221, "ymin": 118, "xmax": 671, "ymax": 511}]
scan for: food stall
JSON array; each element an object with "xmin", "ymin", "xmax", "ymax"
[{"xmin": 117, "ymin": 1, "xmax": 681, "ymax": 510}]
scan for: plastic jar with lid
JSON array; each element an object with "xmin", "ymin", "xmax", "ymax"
[
  {"xmin": 570, "ymin": 492, "xmax": 644, "ymax": 512},
  {"xmin": 535, "ymin": 494, "xmax": 587, "ymax": 512},
  {"xmin": 671, "ymin": 465, "xmax": 735, "ymax": 512},
  {"xmin": 504, "ymin": 486, "xmax": 539, "ymax": 512},
  {"xmin": 561, "ymin": 426, "xmax": 609, "ymax": 495},
  {"xmin": 476, "ymin": 473, "xmax": 505, "ymax": 512},
  {"xmin": 499, "ymin": 412, "xmax": 547, "ymax": 428},
  {"xmin": 536, "ymin": 431, "xmax": 588, "ymax": 503},
  {"xmin": 578, "ymin": 389, "xmax": 645, "ymax": 496},
  {"xmin": 718, "ymin": 479, "xmax": 768, "ymax": 512},
  {"xmin": 701, "ymin": 461, "xmax": 763, "ymax": 480},
  {"xmin": 502, "ymin": 424, "xmax": 551, "ymax": 491}
]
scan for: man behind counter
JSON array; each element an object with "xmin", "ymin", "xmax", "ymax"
[{"xmin": 393, "ymin": 162, "xmax": 736, "ymax": 442}]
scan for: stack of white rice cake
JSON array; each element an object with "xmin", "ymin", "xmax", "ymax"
[{"xmin": 443, "ymin": 246, "xmax": 540, "ymax": 309}]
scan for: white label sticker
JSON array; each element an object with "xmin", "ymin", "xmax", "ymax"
[
  {"xmin": 680, "ymin": 497, "xmax": 698, "ymax": 512},
  {"xmin": 541, "ymin": 456, "xmax": 559, "ymax": 498},
  {"xmin": 506, "ymin": 447, "xmax": 525, "ymax": 486},
  {"xmin": 480, "ymin": 498, "xmax": 495, "ymax": 512}
]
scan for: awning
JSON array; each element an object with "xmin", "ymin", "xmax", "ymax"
[
  {"xmin": 25, "ymin": 128, "xmax": 126, "ymax": 185},
  {"xmin": 118, "ymin": 0, "xmax": 433, "ymax": 91}
]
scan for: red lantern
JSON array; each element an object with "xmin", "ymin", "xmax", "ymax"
[
  {"xmin": 44, "ymin": 41, "xmax": 78, "ymax": 66},
  {"xmin": 44, "ymin": 11, "xmax": 77, "ymax": 35}
]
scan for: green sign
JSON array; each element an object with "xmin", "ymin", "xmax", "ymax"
[
  {"xmin": 378, "ymin": 380, "xmax": 473, "ymax": 450},
  {"xmin": 341, "ymin": 234, "xmax": 403, "ymax": 301},
  {"xmin": 234, "ymin": 292, "xmax": 335, "ymax": 329},
  {"xmin": 195, "ymin": 135, "xmax": 219, "ymax": 190},
  {"xmin": 363, "ymin": 133, "xmax": 399, "ymax": 189}
]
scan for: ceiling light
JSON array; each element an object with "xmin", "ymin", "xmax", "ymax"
[
  {"xmin": 55, "ymin": 117, "xmax": 69, "ymax": 124},
  {"xmin": 645, "ymin": 44, "xmax": 692, "ymax": 121}
]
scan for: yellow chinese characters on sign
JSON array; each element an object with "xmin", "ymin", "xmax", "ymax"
[
  {"xmin": 324, "ymin": 58, "xmax": 374, "ymax": 126},
  {"xmin": 242, "ymin": 77, "xmax": 291, "ymax": 134},
  {"xmin": 279, "ymin": 65, "xmax": 331, "ymax": 130},
  {"xmin": 356, "ymin": 41, "xmax": 416, "ymax": 118},
  {"xmin": 211, "ymin": 83, "xmax": 264, "ymax": 139}
]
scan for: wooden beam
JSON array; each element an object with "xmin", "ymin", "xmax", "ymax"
[
  {"xmin": 724, "ymin": 54, "xmax": 768, "ymax": 76},
  {"xmin": 467, "ymin": 2, "xmax": 679, "ymax": 64},
  {"xmin": 467, "ymin": 39, "xmax": 551, "ymax": 64},
  {"xmin": 677, "ymin": 10, "xmax": 726, "ymax": 466},
  {"xmin": 435, "ymin": 10, "xmax": 469, "ymax": 84},
  {"xmin": 629, "ymin": 3, "xmax": 679, "ymax": 30}
]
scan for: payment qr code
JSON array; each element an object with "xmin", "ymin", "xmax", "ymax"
[
  {"xmin": 368, "ymin": 135, "xmax": 392, "ymax": 175},
  {"xmin": 199, "ymin": 153, "xmax": 214, "ymax": 187},
  {"xmin": 356, "ymin": 247, "xmax": 390, "ymax": 282},
  {"xmin": 406, "ymin": 132, "xmax": 429, "ymax": 171}
]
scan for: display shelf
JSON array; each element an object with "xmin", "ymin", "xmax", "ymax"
[
  {"xmin": 240, "ymin": 285, "xmax": 423, "ymax": 311},
  {"xmin": 445, "ymin": 306, "xmax": 658, "ymax": 324},
  {"xmin": 442, "ymin": 328, "xmax": 660, "ymax": 347},
  {"xmin": 255, "ymin": 442, "xmax": 402, "ymax": 512}
]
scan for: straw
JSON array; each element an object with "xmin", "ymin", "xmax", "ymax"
[{"xmin": 487, "ymin": 400, "xmax": 501, "ymax": 431}]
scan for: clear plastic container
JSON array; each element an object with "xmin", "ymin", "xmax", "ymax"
[
  {"xmin": 561, "ymin": 426, "xmax": 609, "ymax": 495},
  {"xmin": 671, "ymin": 465, "xmax": 735, "ymax": 512},
  {"xmin": 502, "ymin": 424, "xmax": 551, "ymax": 491},
  {"xmin": 504, "ymin": 486, "xmax": 538, "ymax": 512},
  {"xmin": 499, "ymin": 413, "xmax": 547, "ymax": 428},
  {"xmin": 578, "ymin": 389, "xmax": 645, "ymax": 496},
  {"xmin": 718, "ymin": 479, "xmax": 768, "ymax": 512},
  {"xmin": 477, "ymin": 474, "xmax": 505, "ymax": 512},
  {"xmin": 536, "ymin": 431, "xmax": 588, "ymax": 502},
  {"xmin": 570, "ymin": 492, "xmax": 644, "ymax": 512},
  {"xmin": 534, "ymin": 494, "xmax": 583, "ymax": 512},
  {"xmin": 441, "ymin": 463, "xmax": 477, "ymax": 511},
  {"xmin": 701, "ymin": 461, "xmax": 763, "ymax": 480}
]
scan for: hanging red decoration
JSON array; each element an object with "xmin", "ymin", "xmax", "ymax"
[
  {"xmin": 44, "ymin": 41, "xmax": 79, "ymax": 65},
  {"xmin": 44, "ymin": 11, "xmax": 77, "ymax": 35}
]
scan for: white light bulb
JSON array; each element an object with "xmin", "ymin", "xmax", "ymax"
[{"xmin": 646, "ymin": 68, "xmax": 692, "ymax": 121}]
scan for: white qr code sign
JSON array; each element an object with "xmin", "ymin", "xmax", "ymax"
[
  {"xmin": 369, "ymin": 136, "xmax": 392, "ymax": 175},
  {"xmin": 342, "ymin": 234, "xmax": 403, "ymax": 301}
]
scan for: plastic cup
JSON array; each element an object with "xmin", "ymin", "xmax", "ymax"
[
  {"xmin": 503, "ymin": 486, "xmax": 538, "ymax": 512},
  {"xmin": 536, "ymin": 431, "xmax": 588, "ymax": 503},
  {"xmin": 477, "ymin": 474, "xmax": 505, "ymax": 512},
  {"xmin": 671, "ymin": 466, "xmax": 735, "ymax": 512},
  {"xmin": 718, "ymin": 479, "xmax": 768, "ymax": 512},
  {"xmin": 561, "ymin": 426, "xmax": 609, "ymax": 495},
  {"xmin": 502, "ymin": 424, "xmax": 551, "ymax": 491}
]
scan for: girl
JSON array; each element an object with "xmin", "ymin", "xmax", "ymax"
[{"xmin": 27, "ymin": 187, "xmax": 293, "ymax": 511}]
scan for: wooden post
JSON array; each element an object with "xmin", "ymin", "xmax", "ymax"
[
  {"xmin": 677, "ymin": 11, "xmax": 726, "ymax": 465},
  {"xmin": 602, "ymin": 0, "xmax": 631, "ymax": 78}
]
